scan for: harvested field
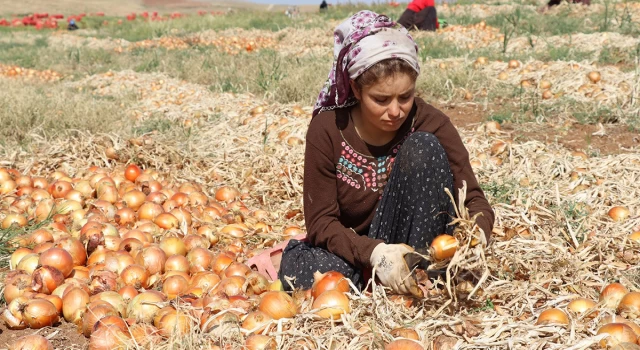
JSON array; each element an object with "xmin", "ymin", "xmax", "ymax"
[{"xmin": 0, "ymin": 1, "xmax": 638, "ymax": 349}]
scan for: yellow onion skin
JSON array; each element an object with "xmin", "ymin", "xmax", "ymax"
[
  {"xmin": 8, "ymin": 334, "xmax": 54, "ymax": 350},
  {"xmin": 258, "ymin": 291, "xmax": 298, "ymax": 320},
  {"xmin": 89, "ymin": 324, "xmax": 130, "ymax": 350},
  {"xmin": 245, "ymin": 334, "xmax": 277, "ymax": 350},
  {"xmin": 385, "ymin": 339, "xmax": 424, "ymax": 350},
  {"xmin": 312, "ymin": 290, "xmax": 351, "ymax": 320},
  {"xmin": 63, "ymin": 287, "xmax": 90, "ymax": 323},
  {"xmin": 127, "ymin": 291, "xmax": 167, "ymax": 324},
  {"xmin": 22, "ymin": 298, "xmax": 60, "ymax": 329},
  {"xmin": 82, "ymin": 302, "xmax": 119, "ymax": 337}
]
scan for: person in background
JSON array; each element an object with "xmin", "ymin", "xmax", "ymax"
[
  {"xmin": 67, "ymin": 19, "xmax": 79, "ymax": 31},
  {"xmin": 542, "ymin": 0, "xmax": 590, "ymax": 11},
  {"xmin": 320, "ymin": 0, "xmax": 329, "ymax": 11},
  {"xmin": 398, "ymin": 0, "xmax": 439, "ymax": 31}
]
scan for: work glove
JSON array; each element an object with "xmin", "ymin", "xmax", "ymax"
[{"xmin": 370, "ymin": 243, "xmax": 423, "ymax": 297}]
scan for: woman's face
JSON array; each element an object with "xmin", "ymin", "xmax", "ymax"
[{"xmin": 350, "ymin": 73, "xmax": 416, "ymax": 134}]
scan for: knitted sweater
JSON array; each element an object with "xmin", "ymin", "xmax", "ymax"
[{"xmin": 303, "ymin": 97, "xmax": 494, "ymax": 268}]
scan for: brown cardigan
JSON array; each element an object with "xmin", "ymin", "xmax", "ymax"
[{"xmin": 303, "ymin": 97, "xmax": 494, "ymax": 269}]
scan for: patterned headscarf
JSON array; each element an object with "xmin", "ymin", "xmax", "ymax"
[{"xmin": 312, "ymin": 10, "xmax": 420, "ymax": 117}]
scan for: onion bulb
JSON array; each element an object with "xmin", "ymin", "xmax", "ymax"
[
  {"xmin": 215, "ymin": 186, "xmax": 239, "ymax": 202},
  {"xmin": 120, "ymin": 264, "xmax": 150, "ymax": 289},
  {"xmin": 22, "ymin": 298, "xmax": 59, "ymax": 329},
  {"xmin": 241, "ymin": 311, "xmax": 273, "ymax": 334},
  {"xmin": 618, "ymin": 292, "xmax": 640, "ymax": 318},
  {"xmin": 385, "ymin": 339, "xmax": 424, "ymax": 350},
  {"xmin": 311, "ymin": 271, "xmax": 350, "ymax": 299},
  {"xmin": 588, "ymin": 71, "xmax": 601, "ymax": 83},
  {"xmin": 9, "ymin": 247, "xmax": 31, "ymax": 270},
  {"xmin": 245, "ymin": 334, "xmax": 277, "ymax": 350},
  {"xmin": 535, "ymin": 308, "xmax": 569, "ymax": 326},
  {"xmin": 312, "ymin": 290, "xmax": 350, "ymax": 320},
  {"xmin": 82, "ymin": 302, "xmax": 119, "ymax": 337},
  {"xmin": 598, "ymin": 323, "xmax": 637, "ymax": 348},
  {"xmin": 430, "ymin": 234, "xmax": 458, "ymax": 261},
  {"xmin": 63, "ymin": 287, "xmax": 90, "ymax": 323},
  {"xmin": 162, "ymin": 275, "xmax": 189, "ymax": 299},
  {"xmin": 600, "ymin": 283, "xmax": 629, "ymax": 309},
  {"xmin": 258, "ymin": 291, "xmax": 298, "ymax": 320},
  {"xmin": 8, "ymin": 335, "xmax": 53, "ymax": 350},
  {"xmin": 124, "ymin": 164, "xmax": 142, "ymax": 182},
  {"xmin": 31, "ymin": 265, "xmax": 65, "ymax": 294},
  {"xmin": 39, "ymin": 248, "xmax": 74, "ymax": 277},
  {"xmin": 159, "ymin": 236, "xmax": 187, "ymax": 256},
  {"xmin": 127, "ymin": 291, "xmax": 166, "ymax": 324},
  {"xmin": 89, "ymin": 324, "xmax": 131, "ymax": 350},
  {"xmin": 156, "ymin": 310, "xmax": 191, "ymax": 338},
  {"xmin": 609, "ymin": 206, "xmax": 630, "ymax": 222},
  {"xmin": 567, "ymin": 298, "xmax": 597, "ymax": 319}
]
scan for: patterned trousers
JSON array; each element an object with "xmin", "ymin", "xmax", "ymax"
[{"xmin": 279, "ymin": 132, "xmax": 455, "ymax": 290}]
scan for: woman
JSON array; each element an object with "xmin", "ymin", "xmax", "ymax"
[
  {"xmin": 398, "ymin": 0, "xmax": 439, "ymax": 31},
  {"xmin": 249, "ymin": 11, "xmax": 493, "ymax": 296}
]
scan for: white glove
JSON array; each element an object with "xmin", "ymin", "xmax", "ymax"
[{"xmin": 370, "ymin": 243, "xmax": 421, "ymax": 296}]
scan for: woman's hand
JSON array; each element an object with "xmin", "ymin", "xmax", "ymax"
[{"xmin": 370, "ymin": 243, "xmax": 422, "ymax": 297}]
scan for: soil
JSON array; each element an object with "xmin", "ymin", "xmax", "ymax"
[
  {"xmin": 0, "ymin": 320, "xmax": 87, "ymax": 349},
  {"xmin": 441, "ymin": 103, "xmax": 640, "ymax": 155}
]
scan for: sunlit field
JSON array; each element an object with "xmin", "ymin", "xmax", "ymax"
[{"xmin": 0, "ymin": 0, "xmax": 639, "ymax": 348}]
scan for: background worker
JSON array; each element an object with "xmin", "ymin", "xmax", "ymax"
[{"xmin": 398, "ymin": 0, "xmax": 439, "ymax": 31}]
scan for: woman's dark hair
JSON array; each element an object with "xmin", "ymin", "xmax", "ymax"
[{"xmin": 353, "ymin": 58, "xmax": 419, "ymax": 90}]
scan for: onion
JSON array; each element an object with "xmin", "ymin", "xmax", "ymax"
[
  {"xmin": 311, "ymin": 271, "xmax": 350, "ymax": 299},
  {"xmin": 8, "ymin": 335, "xmax": 53, "ymax": 350},
  {"xmin": 146, "ymin": 192, "xmax": 167, "ymax": 205},
  {"xmin": 258, "ymin": 291, "xmax": 297, "ymax": 320},
  {"xmin": 90, "ymin": 291, "xmax": 127, "ymax": 317},
  {"xmin": 629, "ymin": 232, "xmax": 640, "ymax": 243},
  {"xmin": 118, "ymin": 286, "xmax": 139, "ymax": 301},
  {"xmin": 31, "ymin": 265, "xmax": 65, "ymax": 294},
  {"xmin": 39, "ymin": 248, "xmax": 74, "ymax": 277},
  {"xmin": 213, "ymin": 276, "xmax": 247, "ymax": 297},
  {"xmin": 54, "ymin": 237, "xmax": 87, "ymax": 266},
  {"xmin": 211, "ymin": 253, "xmax": 234, "ymax": 275},
  {"xmin": 63, "ymin": 287, "xmax": 90, "ymax": 323},
  {"xmin": 87, "ymin": 246, "xmax": 109, "ymax": 266},
  {"xmin": 93, "ymin": 315, "xmax": 128, "ymax": 333},
  {"xmin": 10, "ymin": 248, "xmax": 32, "ymax": 270},
  {"xmin": 154, "ymin": 213, "xmax": 179, "ymax": 230},
  {"xmin": 122, "ymin": 190, "xmax": 146, "ymax": 211},
  {"xmin": 598, "ymin": 323, "xmax": 637, "ymax": 348},
  {"xmin": 83, "ymin": 301, "xmax": 119, "ymax": 336},
  {"xmin": 125, "ymin": 164, "xmax": 142, "ymax": 182},
  {"xmin": 127, "ymin": 291, "xmax": 166, "ymax": 324},
  {"xmin": 385, "ymin": 339, "xmax": 424, "ymax": 350},
  {"xmin": 245, "ymin": 334, "xmax": 277, "ymax": 350},
  {"xmin": 156, "ymin": 310, "xmax": 191, "ymax": 338},
  {"xmin": 215, "ymin": 186, "xmax": 239, "ymax": 202},
  {"xmin": 165, "ymin": 254, "xmax": 190, "ymax": 273},
  {"xmin": 246, "ymin": 271, "xmax": 270, "ymax": 295},
  {"xmin": 2, "ymin": 296, "xmax": 28, "ymax": 330},
  {"xmin": 23, "ymin": 298, "xmax": 59, "ymax": 329},
  {"xmin": 618, "ymin": 292, "xmax": 640, "ymax": 319},
  {"xmin": 182, "ymin": 234, "xmax": 210, "ymax": 250},
  {"xmin": 162, "ymin": 275, "xmax": 189, "ymax": 299},
  {"xmin": 17, "ymin": 253, "xmax": 40, "ymax": 274},
  {"xmin": 535, "ymin": 308, "xmax": 569, "ymax": 326},
  {"xmin": 159, "ymin": 236, "xmax": 187, "ymax": 256},
  {"xmin": 242, "ymin": 310, "xmax": 273, "ymax": 334},
  {"xmin": 104, "ymin": 251, "xmax": 135, "ymax": 275},
  {"xmin": 135, "ymin": 245, "xmax": 167, "ymax": 275},
  {"xmin": 89, "ymin": 324, "xmax": 131, "ymax": 350},
  {"xmin": 600, "ymin": 283, "xmax": 629, "ymax": 309},
  {"xmin": 120, "ymin": 264, "xmax": 151, "ymax": 289},
  {"xmin": 567, "ymin": 298, "xmax": 597, "ymax": 319},
  {"xmin": 49, "ymin": 180, "xmax": 73, "ymax": 199},
  {"xmin": 430, "ymin": 234, "xmax": 459, "ymax": 261},
  {"xmin": 391, "ymin": 328, "xmax": 420, "ymax": 340},
  {"xmin": 89, "ymin": 270, "xmax": 119, "ymax": 295},
  {"xmin": 190, "ymin": 272, "xmax": 221, "ymax": 293},
  {"xmin": 508, "ymin": 60, "xmax": 520, "ymax": 69},
  {"xmin": 188, "ymin": 191, "xmax": 208, "ymax": 206},
  {"xmin": 138, "ymin": 202, "xmax": 164, "ymax": 221},
  {"xmin": 4, "ymin": 272, "xmax": 31, "ymax": 304},
  {"xmin": 224, "ymin": 262, "xmax": 251, "ymax": 278},
  {"xmin": 588, "ymin": 71, "xmax": 601, "ymax": 83},
  {"xmin": 609, "ymin": 206, "xmax": 630, "ymax": 222},
  {"xmin": 37, "ymin": 294, "xmax": 63, "ymax": 315},
  {"xmin": 2, "ymin": 214, "xmax": 27, "ymax": 229},
  {"xmin": 170, "ymin": 208, "xmax": 192, "ymax": 226},
  {"xmin": 119, "ymin": 238, "xmax": 144, "ymax": 257},
  {"xmin": 70, "ymin": 266, "xmax": 90, "ymax": 280},
  {"xmin": 312, "ymin": 290, "xmax": 350, "ymax": 320}
]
